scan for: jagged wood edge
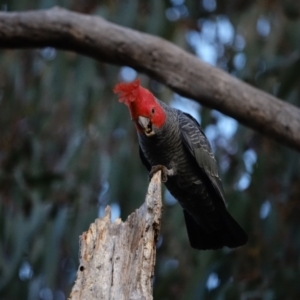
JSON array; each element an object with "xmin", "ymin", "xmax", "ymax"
[{"xmin": 68, "ymin": 171, "xmax": 162, "ymax": 300}]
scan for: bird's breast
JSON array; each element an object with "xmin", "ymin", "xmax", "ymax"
[
  {"xmin": 139, "ymin": 131, "xmax": 182, "ymax": 169},
  {"xmin": 139, "ymin": 133, "xmax": 203, "ymax": 187}
]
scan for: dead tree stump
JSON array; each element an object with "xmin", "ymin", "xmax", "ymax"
[{"xmin": 69, "ymin": 171, "xmax": 162, "ymax": 300}]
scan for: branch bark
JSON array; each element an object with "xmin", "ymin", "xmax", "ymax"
[
  {"xmin": 69, "ymin": 171, "xmax": 162, "ymax": 300},
  {"xmin": 0, "ymin": 7, "xmax": 300, "ymax": 151}
]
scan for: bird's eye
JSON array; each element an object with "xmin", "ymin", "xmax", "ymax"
[{"xmin": 151, "ymin": 108, "xmax": 155, "ymax": 114}]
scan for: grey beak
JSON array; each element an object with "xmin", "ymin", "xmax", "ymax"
[{"xmin": 138, "ymin": 116, "xmax": 150, "ymax": 129}]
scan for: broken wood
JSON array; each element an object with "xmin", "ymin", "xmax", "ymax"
[{"xmin": 69, "ymin": 171, "xmax": 162, "ymax": 300}]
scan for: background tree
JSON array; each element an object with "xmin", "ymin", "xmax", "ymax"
[{"xmin": 1, "ymin": 0, "xmax": 300, "ymax": 299}]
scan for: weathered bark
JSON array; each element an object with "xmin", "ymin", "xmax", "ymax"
[
  {"xmin": 68, "ymin": 171, "xmax": 162, "ymax": 300},
  {"xmin": 0, "ymin": 7, "xmax": 300, "ymax": 152}
]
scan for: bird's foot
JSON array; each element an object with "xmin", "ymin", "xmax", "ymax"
[{"xmin": 149, "ymin": 165, "xmax": 174, "ymax": 183}]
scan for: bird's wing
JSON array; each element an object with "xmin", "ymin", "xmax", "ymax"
[
  {"xmin": 179, "ymin": 112, "xmax": 226, "ymax": 205},
  {"xmin": 139, "ymin": 146, "xmax": 151, "ymax": 171}
]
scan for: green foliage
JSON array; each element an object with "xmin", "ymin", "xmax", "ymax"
[{"xmin": 1, "ymin": 0, "xmax": 300, "ymax": 299}]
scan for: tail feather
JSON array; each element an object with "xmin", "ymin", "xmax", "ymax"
[{"xmin": 183, "ymin": 209, "xmax": 248, "ymax": 250}]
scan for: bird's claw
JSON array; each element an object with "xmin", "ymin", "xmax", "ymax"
[{"xmin": 149, "ymin": 165, "xmax": 173, "ymax": 183}]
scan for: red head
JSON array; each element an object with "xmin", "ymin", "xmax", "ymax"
[{"xmin": 113, "ymin": 79, "xmax": 166, "ymax": 136}]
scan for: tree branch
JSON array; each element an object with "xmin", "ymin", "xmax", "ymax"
[
  {"xmin": 69, "ymin": 171, "xmax": 162, "ymax": 300},
  {"xmin": 1, "ymin": 7, "xmax": 300, "ymax": 151}
]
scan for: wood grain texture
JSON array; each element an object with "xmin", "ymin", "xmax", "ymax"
[
  {"xmin": 68, "ymin": 171, "xmax": 162, "ymax": 300},
  {"xmin": 0, "ymin": 7, "xmax": 300, "ymax": 151}
]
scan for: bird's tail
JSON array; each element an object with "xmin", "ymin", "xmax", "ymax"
[{"xmin": 183, "ymin": 209, "xmax": 248, "ymax": 250}]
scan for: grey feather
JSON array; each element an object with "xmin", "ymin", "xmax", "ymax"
[{"xmin": 179, "ymin": 112, "xmax": 226, "ymax": 204}]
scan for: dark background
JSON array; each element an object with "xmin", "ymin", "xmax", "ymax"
[{"xmin": 1, "ymin": 0, "xmax": 300, "ymax": 299}]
